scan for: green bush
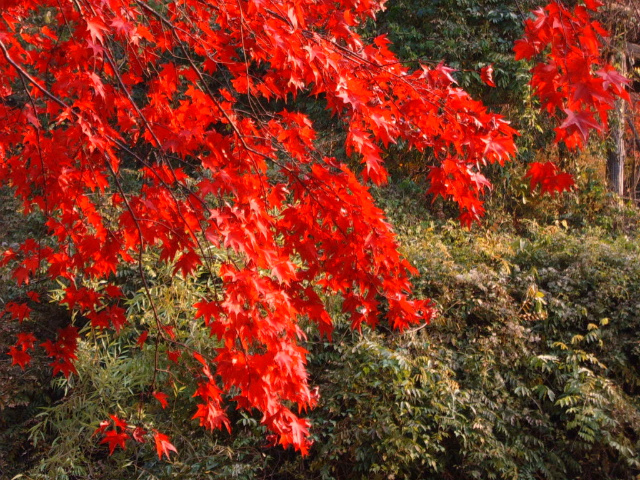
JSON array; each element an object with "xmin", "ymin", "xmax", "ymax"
[{"xmin": 294, "ymin": 193, "xmax": 640, "ymax": 479}]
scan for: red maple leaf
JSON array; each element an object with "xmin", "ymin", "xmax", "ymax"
[
  {"xmin": 192, "ymin": 401, "xmax": 231, "ymax": 432},
  {"xmin": 166, "ymin": 350, "xmax": 181, "ymax": 363},
  {"xmin": 108, "ymin": 305, "xmax": 127, "ymax": 332},
  {"xmin": 85, "ymin": 17, "xmax": 108, "ymax": 45},
  {"xmin": 559, "ymin": 108, "xmax": 602, "ymax": 144},
  {"xmin": 480, "ymin": 64, "xmax": 496, "ymax": 87},
  {"xmin": 173, "ymin": 250, "xmax": 201, "ymax": 278},
  {"xmin": 194, "ymin": 300, "xmax": 220, "ymax": 326},
  {"xmin": 93, "ymin": 420, "xmax": 110, "ymax": 437},
  {"xmin": 584, "ymin": 0, "xmax": 604, "ymax": 10},
  {"xmin": 136, "ymin": 330, "xmax": 149, "ymax": 348},
  {"xmin": 16, "ymin": 332, "xmax": 37, "ymax": 350},
  {"xmin": 8, "ymin": 346, "xmax": 31, "ymax": 369},
  {"xmin": 103, "ymin": 285, "xmax": 123, "ymax": 298},
  {"xmin": 4, "ymin": 302, "xmax": 32, "ymax": 322},
  {"xmin": 596, "ymin": 66, "xmax": 631, "ymax": 101},
  {"xmin": 132, "ymin": 426, "xmax": 147, "ymax": 443},
  {"xmin": 153, "ymin": 391, "xmax": 169, "ymax": 409},
  {"xmin": 110, "ymin": 414, "xmax": 128, "ymax": 430},
  {"xmin": 153, "ymin": 430, "xmax": 178, "ymax": 460},
  {"xmin": 49, "ymin": 359, "xmax": 77, "ymax": 378},
  {"xmin": 100, "ymin": 430, "xmax": 129, "ymax": 455},
  {"xmin": 87, "ymin": 309, "xmax": 111, "ymax": 330},
  {"xmin": 26, "ymin": 291, "xmax": 40, "ymax": 302}
]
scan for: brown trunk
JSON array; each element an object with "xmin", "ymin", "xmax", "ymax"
[
  {"xmin": 607, "ymin": 53, "xmax": 626, "ymax": 197},
  {"xmin": 628, "ymin": 116, "xmax": 640, "ymax": 203}
]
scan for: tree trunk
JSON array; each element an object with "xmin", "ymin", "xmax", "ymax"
[{"xmin": 607, "ymin": 53, "xmax": 626, "ymax": 197}]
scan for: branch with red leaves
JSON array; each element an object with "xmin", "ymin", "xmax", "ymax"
[{"xmin": 515, "ymin": 0, "xmax": 630, "ymax": 194}]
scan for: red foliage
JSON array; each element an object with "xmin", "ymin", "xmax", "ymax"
[
  {"xmin": 0, "ymin": 0, "xmax": 626, "ymax": 460},
  {"xmin": 481, "ymin": 65, "xmax": 497, "ymax": 88},
  {"xmin": 526, "ymin": 161, "xmax": 576, "ymax": 194},
  {"xmin": 95, "ymin": 415, "xmax": 131, "ymax": 454},
  {"xmin": 100, "ymin": 430, "xmax": 129, "ymax": 455},
  {"xmin": 136, "ymin": 330, "xmax": 149, "ymax": 348},
  {"xmin": 8, "ymin": 331, "xmax": 38, "ymax": 369},
  {"xmin": 8, "ymin": 345, "xmax": 31, "ymax": 369},
  {"xmin": 152, "ymin": 391, "xmax": 169, "ymax": 409},
  {"xmin": 4, "ymin": 302, "xmax": 32, "ymax": 322},
  {"xmin": 40, "ymin": 326, "xmax": 79, "ymax": 378},
  {"xmin": 153, "ymin": 431, "xmax": 178, "ymax": 460}
]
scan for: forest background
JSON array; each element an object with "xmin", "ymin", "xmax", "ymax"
[{"xmin": 1, "ymin": 0, "xmax": 640, "ymax": 479}]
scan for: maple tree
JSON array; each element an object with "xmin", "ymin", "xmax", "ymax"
[{"xmin": 0, "ymin": 0, "xmax": 628, "ymax": 461}]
